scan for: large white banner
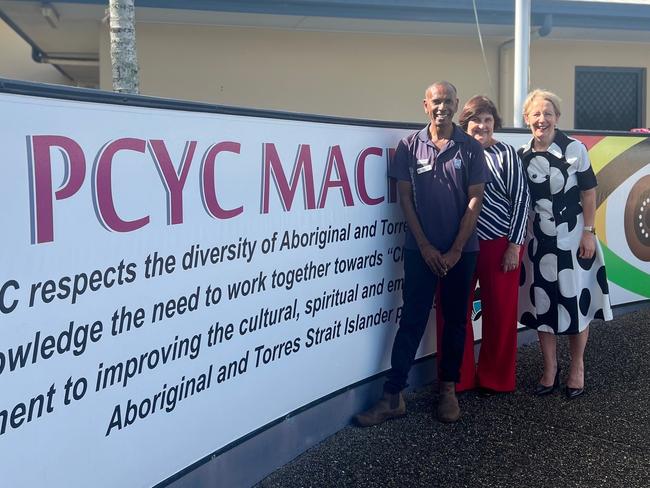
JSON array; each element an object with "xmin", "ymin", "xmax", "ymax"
[
  {"xmin": 0, "ymin": 93, "xmax": 414, "ymax": 488},
  {"xmin": 1, "ymin": 92, "xmax": 648, "ymax": 487}
]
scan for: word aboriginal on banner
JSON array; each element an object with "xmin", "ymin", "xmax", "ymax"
[{"xmin": 27, "ymin": 135, "xmax": 398, "ymax": 244}]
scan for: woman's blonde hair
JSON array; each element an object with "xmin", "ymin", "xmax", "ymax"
[{"xmin": 523, "ymin": 89, "xmax": 562, "ymax": 117}]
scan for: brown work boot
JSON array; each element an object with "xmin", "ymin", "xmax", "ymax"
[
  {"xmin": 354, "ymin": 391, "xmax": 406, "ymax": 427},
  {"xmin": 437, "ymin": 381, "xmax": 460, "ymax": 423}
]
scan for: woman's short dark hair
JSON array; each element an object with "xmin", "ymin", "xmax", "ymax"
[{"xmin": 458, "ymin": 95, "xmax": 502, "ymax": 131}]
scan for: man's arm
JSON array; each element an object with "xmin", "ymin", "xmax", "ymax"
[
  {"xmin": 442, "ymin": 183, "xmax": 485, "ymax": 269},
  {"xmin": 397, "ymin": 180, "xmax": 447, "ymax": 276}
]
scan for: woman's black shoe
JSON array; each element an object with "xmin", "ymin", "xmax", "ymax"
[
  {"xmin": 565, "ymin": 386, "xmax": 585, "ymax": 400},
  {"xmin": 534, "ymin": 367, "xmax": 560, "ymax": 396},
  {"xmin": 477, "ymin": 387, "xmax": 496, "ymax": 398}
]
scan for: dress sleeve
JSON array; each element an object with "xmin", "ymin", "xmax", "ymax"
[
  {"xmin": 575, "ymin": 142, "xmax": 598, "ymax": 191},
  {"xmin": 504, "ymin": 144, "xmax": 531, "ymax": 245},
  {"xmin": 388, "ymin": 139, "xmax": 411, "ymax": 182}
]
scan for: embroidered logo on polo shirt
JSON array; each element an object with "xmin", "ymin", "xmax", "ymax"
[{"xmin": 416, "ymin": 158, "xmax": 432, "ymax": 174}]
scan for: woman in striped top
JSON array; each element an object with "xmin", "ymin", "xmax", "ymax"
[{"xmin": 441, "ymin": 95, "xmax": 530, "ymax": 393}]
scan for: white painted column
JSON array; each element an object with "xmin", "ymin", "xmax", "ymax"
[{"xmin": 513, "ymin": 0, "xmax": 531, "ymax": 127}]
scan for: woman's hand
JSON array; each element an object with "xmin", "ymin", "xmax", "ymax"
[
  {"xmin": 501, "ymin": 243, "xmax": 521, "ymax": 273},
  {"xmin": 579, "ymin": 231, "xmax": 596, "ymax": 259}
]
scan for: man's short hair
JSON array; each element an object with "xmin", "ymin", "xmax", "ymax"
[{"xmin": 425, "ymin": 81, "xmax": 458, "ymax": 98}]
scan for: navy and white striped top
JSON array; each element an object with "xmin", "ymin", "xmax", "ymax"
[{"xmin": 477, "ymin": 141, "xmax": 530, "ymax": 245}]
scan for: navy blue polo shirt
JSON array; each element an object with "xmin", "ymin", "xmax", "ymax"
[{"xmin": 389, "ymin": 124, "xmax": 490, "ymax": 253}]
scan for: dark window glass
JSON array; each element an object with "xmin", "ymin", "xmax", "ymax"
[{"xmin": 575, "ymin": 67, "xmax": 646, "ymax": 131}]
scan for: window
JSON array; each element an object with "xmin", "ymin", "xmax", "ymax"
[{"xmin": 575, "ymin": 67, "xmax": 646, "ymax": 131}]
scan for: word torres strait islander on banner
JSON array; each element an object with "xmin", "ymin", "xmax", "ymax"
[{"xmin": 27, "ymin": 136, "xmax": 398, "ymax": 244}]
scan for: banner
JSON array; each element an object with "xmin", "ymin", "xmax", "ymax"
[{"xmin": 0, "ymin": 92, "xmax": 648, "ymax": 487}]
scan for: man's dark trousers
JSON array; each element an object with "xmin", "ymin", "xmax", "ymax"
[{"xmin": 384, "ymin": 248, "xmax": 478, "ymax": 393}]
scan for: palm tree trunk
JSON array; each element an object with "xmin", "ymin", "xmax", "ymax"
[{"xmin": 109, "ymin": 0, "xmax": 139, "ymax": 94}]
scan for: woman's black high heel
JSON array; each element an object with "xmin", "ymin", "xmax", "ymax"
[
  {"xmin": 565, "ymin": 385, "xmax": 585, "ymax": 400},
  {"xmin": 534, "ymin": 365, "xmax": 560, "ymax": 396}
]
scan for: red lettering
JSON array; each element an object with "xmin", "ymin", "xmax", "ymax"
[
  {"xmin": 355, "ymin": 147, "xmax": 384, "ymax": 206},
  {"xmin": 29, "ymin": 135, "xmax": 86, "ymax": 244},
  {"xmin": 93, "ymin": 138, "xmax": 150, "ymax": 233},
  {"xmin": 388, "ymin": 147, "xmax": 398, "ymax": 204},
  {"xmin": 318, "ymin": 145, "xmax": 354, "ymax": 208},
  {"xmin": 201, "ymin": 142, "xmax": 243, "ymax": 219},
  {"xmin": 261, "ymin": 143, "xmax": 316, "ymax": 213},
  {"xmin": 148, "ymin": 140, "xmax": 196, "ymax": 225}
]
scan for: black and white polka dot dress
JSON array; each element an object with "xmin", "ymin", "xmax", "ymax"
[{"xmin": 518, "ymin": 130, "xmax": 613, "ymax": 335}]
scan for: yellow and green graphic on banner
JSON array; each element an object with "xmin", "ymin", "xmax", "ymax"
[{"xmin": 576, "ymin": 135, "xmax": 650, "ymax": 298}]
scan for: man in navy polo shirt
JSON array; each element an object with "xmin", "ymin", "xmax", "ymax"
[{"xmin": 355, "ymin": 81, "xmax": 490, "ymax": 425}]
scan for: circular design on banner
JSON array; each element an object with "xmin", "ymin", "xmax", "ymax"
[
  {"xmin": 624, "ymin": 175, "xmax": 650, "ymax": 261},
  {"xmin": 534, "ymin": 286, "xmax": 551, "ymax": 314},
  {"xmin": 557, "ymin": 304, "xmax": 572, "ymax": 333},
  {"xmin": 594, "ymin": 308, "xmax": 605, "ymax": 320},
  {"xmin": 549, "ymin": 166, "xmax": 565, "ymax": 194},
  {"xmin": 539, "ymin": 253, "xmax": 558, "ymax": 282},
  {"xmin": 579, "ymin": 288, "xmax": 592, "ymax": 316},
  {"xmin": 558, "ymin": 268, "xmax": 577, "ymax": 298}
]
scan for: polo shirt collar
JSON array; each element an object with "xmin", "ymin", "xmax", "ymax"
[
  {"xmin": 451, "ymin": 124, "xmax": 469, "ymax": 142},
  {"xmin": 418, "ymin": 123, "xmax": 466, "ymax": 146}
]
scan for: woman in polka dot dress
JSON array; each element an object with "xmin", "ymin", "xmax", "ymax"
[{"xmin": 518, "ymin": 89, "xmax": 613, "ymax": 400}]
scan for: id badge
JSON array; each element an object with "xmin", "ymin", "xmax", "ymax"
[
  {"xmin": 453, "ymin": 157, "xmax": 463, "ymax": 169},
  {"xmin": 416, "ymin": 158, "xmax": 433, "ymax": 174}
]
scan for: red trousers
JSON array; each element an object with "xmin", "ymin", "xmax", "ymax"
[{"xmin": 436, "ymin": 237, "xmax": 522, "ymax": 392}]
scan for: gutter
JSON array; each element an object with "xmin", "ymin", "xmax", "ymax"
[
  {"xmin": 32, "ymin": 50, "xmax": 100, "ymax": 67},
  {"xmin": 0, "ymin": 7, "xmax": 98, "ymax": 83}
]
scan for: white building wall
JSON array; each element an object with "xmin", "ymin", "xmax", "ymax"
[
  {"xmin": 0, "ymin": 20, "xmax": 72, "ymax": 86},
  {"xmin": 92, "ymin": 22, "xmax": 650, "ymax": 128},
  {"xmin": 100, "ymin": 23, "xmax": 499, "ymax": 123}
]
